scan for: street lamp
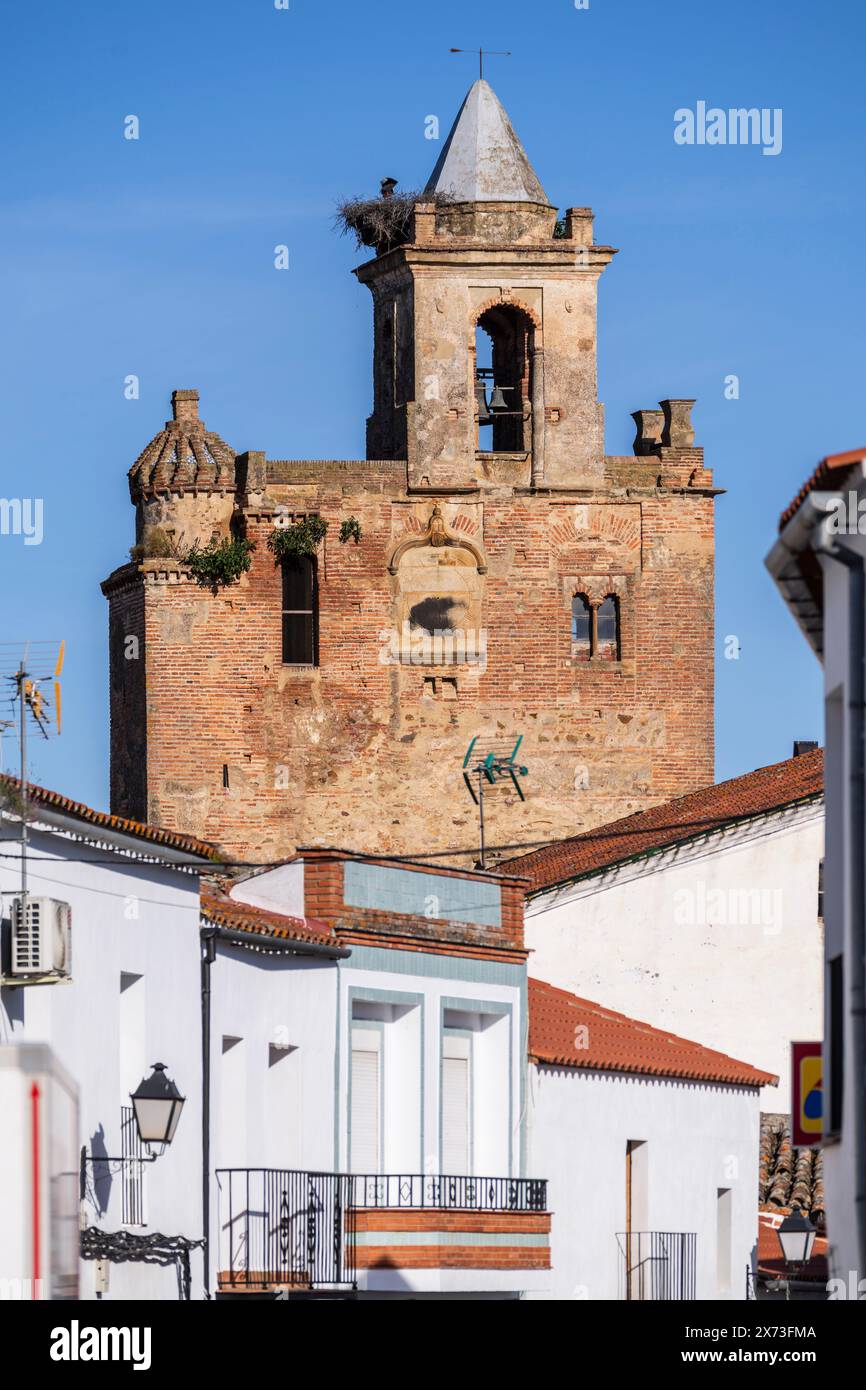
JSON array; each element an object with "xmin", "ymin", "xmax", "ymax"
[
  {"xmin": 777, "ymin": 1207, "xmax": 817, "ymax": 1271},
  {"xmin": 131, "ymin": 1063, "xmax": 186, "ymax": 1150}
]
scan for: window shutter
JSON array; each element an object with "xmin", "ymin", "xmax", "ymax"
[
  {"xmin": 350, "ymin": 1030, "xmax": 380, "ymax": 1173},
  {"xmin": 441, "ymin": 1036, "xmax": 470, "ymax": 1174}
]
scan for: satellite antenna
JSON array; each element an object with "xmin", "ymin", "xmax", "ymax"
[
  {"xmin": 0, "ymin": 641, "xmax": 65, "ymax": 920},
  {"xmin": 462, "ymin": 733, "xmax": 528, "ymax": 869}
]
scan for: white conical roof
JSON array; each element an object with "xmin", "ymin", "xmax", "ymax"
[{"xmin": 425, "ymin": 79, "xmax": 549, "ymax": 203}]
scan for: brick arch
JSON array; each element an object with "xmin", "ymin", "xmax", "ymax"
[{"xmin": 471, "ymin": 293, "xmax": 543, "ymax": 339}]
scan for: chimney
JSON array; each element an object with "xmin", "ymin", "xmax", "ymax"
[
  {"xmin": 793, "ymin": 740, "xmax": 819, "ymax": 757},
  {"xmin": 171, "ymin": 389, "xmax": 200, "ymax": 424},
  {"xmin": 660, "ymin": 398, "xmax": 697, "ymax": 449},
  {"xmin": 631, "ymin": 409, "xmax": 664, "ymax": 457}
]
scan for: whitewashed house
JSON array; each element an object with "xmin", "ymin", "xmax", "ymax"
[
  {"xmin": 203, "ymin": 846, "xmax": 774, "ymax": 1302},
  {"xmin": 0, "ymin": 774, "xmax": 217, "ymax": 1300},
  {"xmin": 203, "ymin": 849, "xmax": 550, "ymax": 1300},
  {"xmin": 526, "ymin": 977, "xmax": 773, "ymax": 1300},
  {"xmin": 766, "ymin": 445, "xmax": 866, "ymax": 1290},
  {"xmin": 510, "ymin": 751, "xmax": 824, "ymax": 1111}
]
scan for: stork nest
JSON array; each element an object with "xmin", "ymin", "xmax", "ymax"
[{"xmin": 335, "ymin": 189, "xmax": 455, "ymax": 253}]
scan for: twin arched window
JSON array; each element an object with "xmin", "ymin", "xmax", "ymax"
[{"xmin": 572, "ymin": 593, "xmax": 620, "ymax": 661}]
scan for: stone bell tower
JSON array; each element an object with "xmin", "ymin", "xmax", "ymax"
[
  {"xmin": 102, "ymin": 78, "xmax": 717, "ymax": 863},
  {"xmin": 360, "ymin": 79, "xmax": 611, "ymax": 490}
]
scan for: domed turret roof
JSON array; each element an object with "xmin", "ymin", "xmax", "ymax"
[{"xmin": 128, "ymin": 390, "xmax": 236, "ymax": 500}]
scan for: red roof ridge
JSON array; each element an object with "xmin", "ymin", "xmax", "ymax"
[
  {"xmin": 528, "ymin": 976, "xmax": 777, "ymax": 1088},
  {"xmin": 0, "ymin": 772, "xmax": 222, "ymax": 862},
  {"xmin": 200, "ymin": 885, "xmax": 335, "ymax": 948},
  {"xmin": 779, "ymin": 446, "xmax": 866, "ymax": 530},
  {"xmin": 505, "ymin": 749, "xmax": 823, "ymax": 893}
]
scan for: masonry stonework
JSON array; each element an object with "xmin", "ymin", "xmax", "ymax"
[{"xmin": 101, "ymin": 81, "xmax": 717, "ymax": 864}]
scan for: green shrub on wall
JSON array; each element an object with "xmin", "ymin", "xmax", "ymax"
[
  {"xmin": 267, "ymin": 516, "xmax": 328, "ymax": 563},
  {"xmin": 185, "ymin": 537, "xmax": 255, "ymax": 588}
]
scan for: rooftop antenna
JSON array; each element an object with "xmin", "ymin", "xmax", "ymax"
[
  {"xmin": 0, "ymin": 641, "xmax": 65, "ymax": 920},
  {"xmin": 462, "ymin": 733, "xmax": 528, "ymax": 869},
  {"xmin": 449, "ymin": 47, "xmax": 512, "ymax": 81}
]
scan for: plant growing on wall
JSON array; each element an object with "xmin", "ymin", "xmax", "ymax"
[
  {"xmin": 267, "ymin": 515, "xmax": 328, "ymax": 563},
  {"xmin": 339, "ymin": 516, "xmax": 362, "ymax": 545},
  {"xmin": 185, "ymin": 536, "xmax": 255, "ymax": 589}
]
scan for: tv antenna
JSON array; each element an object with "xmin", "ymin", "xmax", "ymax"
[
  {"xmin": 0, "ymin": 641, "xmax": 65, "ymax": 915},
  {"xmin": 450, "ymin": 47, "xmax": 512, "ymax": 80},
  {"xmin": 462, "ymin": 733, "xmax": 528, "ymax": 869}
]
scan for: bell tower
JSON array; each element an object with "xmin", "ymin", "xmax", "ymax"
[{"xmin": 357, "ymin": 79, "xmax": 615, "ymax": 490}]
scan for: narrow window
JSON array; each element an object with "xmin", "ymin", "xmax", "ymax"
[
  {"xmin": 597, "ymin": 594, "xmax": 620, "ymax": 660},
  {"xmin": 350, "ymin": 1027, "xmax": 381, "ymax": 1173},
  {"xmin": 716, "ymin": 1188, "xmax": 732, "ymax": 1296},
  {"xmin": 281, "ymin": 556, "xmax": 318, "ymax": 665},
  {"xmin": 441, "ymin": 1034, "xmax": 471, "ymax": 1174},
  {"xmin": 571, "ymin": 593, "xmax": 592, "ymax": 660}
]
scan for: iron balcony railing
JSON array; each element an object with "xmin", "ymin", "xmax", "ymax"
[
  {"xmin": 616, "ymin": 1231, "xmax": 697, "ymax": 1301},
  {"xmin": 350, "ymin": 1173, "xmax": 548, "ymax": 1211},
  {"xmin": 216, "ymin": 1169, "xmax": 549, "ymax": 1291}
]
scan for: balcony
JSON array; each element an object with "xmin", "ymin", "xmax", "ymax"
[
  {"xmin": 616, "ymin": 1231, "xmax": 697, "ymax": 1301},
  {"xmin": 216, "ymin": 1169, "xmax": 550, "ymax": 1296}
]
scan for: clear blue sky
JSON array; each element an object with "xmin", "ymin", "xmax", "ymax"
[{"xmin": 1, "ymin": 0, "xmax": 863, "ymax": 810}]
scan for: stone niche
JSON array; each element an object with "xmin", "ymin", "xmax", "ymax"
[{"xmin": 388, "ymin": 504, "xmax": 486, "ymax": 666}]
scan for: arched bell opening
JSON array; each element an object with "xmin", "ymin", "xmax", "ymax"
[{"xmin": 474, "ymin": 304, "xmax": 534, "ymax": 453}]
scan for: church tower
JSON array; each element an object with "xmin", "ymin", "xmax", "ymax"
[{"xmin": 102, "ymin": 80, "xmax": 717, "ymax": 863}]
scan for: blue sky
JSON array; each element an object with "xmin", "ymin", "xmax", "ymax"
[{"xmin": 1, "ymin": 0, "xmax": 863, "ymax": 809}]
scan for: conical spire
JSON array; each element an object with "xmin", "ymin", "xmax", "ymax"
[{"xmin": 425, "ymin": 79, "xmax": 548, "ymax": 204}]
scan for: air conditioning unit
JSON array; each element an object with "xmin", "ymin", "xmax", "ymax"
[{"xmin": 10, "ymin": 897, "xmax": 71, "ymax": 977}]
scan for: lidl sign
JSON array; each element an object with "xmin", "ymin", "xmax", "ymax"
[{"xmin": 791, "ymin": 1041, "xmax": 822, "ymax": 1147}]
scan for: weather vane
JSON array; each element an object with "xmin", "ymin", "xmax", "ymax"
[{"xmin": 450, "ymin": 47, "xmax": 512, "ymax": 81}]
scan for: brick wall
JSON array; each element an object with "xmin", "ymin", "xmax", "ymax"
[{"xmin": 103, "ymin": 464, "xmax": 715, "ymax": 863}]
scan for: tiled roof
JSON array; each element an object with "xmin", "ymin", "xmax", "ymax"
[
  {"xmin": 201, "ymin": 886, "xmax": 336, "ymax": 949},
  {"xmin": 760, "ymin": 1113, "xmax": 825, "ymax": 1225},
  {"xmin": 0, "ymin": 773, "xmax": 222, "ymax": 862},
  {"xmin": 779, "ymin": 446, "xmax": 866, "ymax": 530},
  {"xmin": 528, "ymin": 977, "xmax": 777, "ymax": 1088},
  {"xmin": 506, "ymin": 750, "xmax": 823, "ymax": 893}
]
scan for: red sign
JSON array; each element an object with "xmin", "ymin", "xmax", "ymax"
[{"xmin": 791, "ymin": 1041, "xmax": 823, "ymax": 1147}]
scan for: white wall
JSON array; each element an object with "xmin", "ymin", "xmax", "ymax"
[
  {"xmin": 0, "ymin": 826, "xmax": 204, "ymax": 1301},
  {"xmin": 526, "ymin": 804, "xmax": 823, "ymax": 1109},
  {"xmin": 527, "ymin": 1063, "xmax": 761, "ymax": 1300},
  {"xmin": 819, "ymin": 528, "xmax": 866, "ymax": 1287}
]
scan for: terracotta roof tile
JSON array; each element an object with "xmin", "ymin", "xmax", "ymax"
[
  {"xmin": 201, "ymin": 886, "xmax": 336, "ymax": 948},
  {"xmin": 0, "ymin": 773, "xmax": 222, "ymax": 862},
  {"xmin": 778, "ymin": 446, "xmax": 866, "ymax": 530},
  {"xmin": 528, "ymin": 977, "xmax": 777, "ymax": 1088},
  {"xmin": 505, "ymin": 750, "xmax": 823, "ymax": 893},
  {"xmin": 760, "ymin": 1113, "xmax": 824, "ymax": 1224}
]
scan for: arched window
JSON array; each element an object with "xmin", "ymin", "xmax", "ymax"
[
  {"xmin": 474, "ymin": 304, "xmax": 534, "ymax": 453},
  {"xmin": 282, "ymin": 557, "xmax": 318, "ymax": 665},
  {"xmin": 571, "ymin": 594, "xmax": 592, "ymax": 660},
  {"xmin": 597, "ymin": 594, "xmax": 620, "ymax": 660}
]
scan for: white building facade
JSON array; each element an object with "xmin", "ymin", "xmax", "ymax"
[
  {"xmin": 512, "ymin": 753, "xmax": 824, "ymax": 1112},
  {"xmin": 766, "ymin": 448, "xmax": 866, "ymax": 1291},
  {"xmin": 0, "ymin": 775, "xmax": 215, "ymax": 1300},
  {"xmin": 526, "ymin": 979, "xmax": 770, "ymax": 1301}
]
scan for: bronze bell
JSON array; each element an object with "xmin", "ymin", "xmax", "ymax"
[
  {"xmin": 475, "ymin": 378, "xmax": 492, "ymax": 424},
  {"xmin": 489, "ymin": 384, "xmax": 510, "ymax": 412}
]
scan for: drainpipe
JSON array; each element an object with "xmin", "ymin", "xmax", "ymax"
[
  {"xmin": 200, "ymin": 926, "xmax": 217, "ymax": 1300},
  {"xmin": 812, "ymin": 525, "xmax": 866, "ymax": 1284}
]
